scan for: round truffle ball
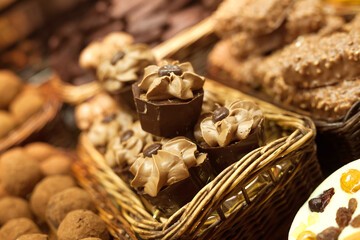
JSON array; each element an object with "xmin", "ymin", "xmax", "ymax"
[
  {"xmin": 0, "ymin": 70, "xmax": 22, "ymax": 109},
  {"xmin": 0, "ymin": 148, "xmax": 42, "ymax": 197},
  {"xmin": 0, "ymin": 111, "xmax": 17, "ymax": 139},
  {"xmin": 0, "ymin": 218, "xmax": 40, "ymax": 240},
  {"xmin": 0, "ymin": 197, "xmax": 33, "ymax": 225},
  {"xmin": 30, "ymin": 175, "xmax": 76, "ymax": 222},
  {"xmin": 24, "ymin": 142, "xmax": 57, "ymax": 162},
  {"xmin": 16, "ymin": 234, "xmax": 48, "ymax": 240},
  {"xmin": 40, "ymin": 154, "xmax": 72, "ymax": 176},
  {"xmin": 46, "ymin": 187, "xmax": 96, "ymax": 230},
  {"xmin": 57, "ymin": 210, "xmax": 109, "ymax": 240},
  {"xmin": 9, "ymin": 87, "xmax": 45, "ymax": 124}
]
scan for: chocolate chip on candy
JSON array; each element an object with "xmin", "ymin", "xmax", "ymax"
[
  {"xmin": 110, "ymin": 51, "xmax": 125, "ymax": 65},
  {"xmin": 308, "ymin": 188, "xmax": 335, "ymax": 212},
  {"xmin": 316, "ymin": 227, "xmax": 341, "ymax": 240},
  {"xmin": 336, "ymin": 207, "xmax": 352, "ymax": 229},
  {"xmin": 158, "ymin": 65, "xmax": 183, "ymax": 77},
  {"xmin": 143, "ymin": 143, "xmax": 162, "ymax": 157},
  {"xmin": 102, "ymin": 114, "xmax": 117, "ymax": 123},
  {"xmin": 212, "ymin": 107, "xmax": 230, "ymax": 123},
  {"xmin": 120, "ymin": 130, "xmax": 134, "ymax": 143}
]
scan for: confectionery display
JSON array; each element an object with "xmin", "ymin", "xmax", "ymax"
[
  {"xmin": 289, "ymin": 159, "xmax": 360, "ymax": 240},
  {"xmin": 77, "ymin": 58, "xmax": 264, "ymax": 218},
  {"xmin": 0, "ymin": 143, "xmax": 110, "ymax": 240},
  {"xmin": 209, "ymin": 0, "xmax": 360, "ymax": 121},
  {"xmin": 2, "ymin": 0, "xmax": 360, "ymax": 239}
]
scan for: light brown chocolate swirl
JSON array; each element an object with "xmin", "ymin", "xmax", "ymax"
[
  {"xmin": 97, "ymin": 44, "xmax": 155, "ymax": 93},
  {"xmin": 195, "ymin": 100, "xmax": 263, "ymax": 147},
  {"xmin": 138, "ymin": 60, "xmax": 205, "ymax": 100},
  {"xmin": 105, "ymin": 121, "xmax": 154, "ymax": 168},
  {"xmin": 88, "ymin": 112, "xmax": 133, "ymax": 147},
  {"xmin": 130, "ymin": 137, "xmax": 207, "ymax": 197}
]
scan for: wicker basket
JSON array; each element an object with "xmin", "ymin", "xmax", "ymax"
[
  {"xmin": 155, "ymin": 16, "xmax": 360, "ymax": 175},
  {"xmin": 0, "ymin": 81, "xmax": 61, "ymax": 152},
  {"xmin": 74, "ymin": 79, "xmax": 322, "ymax": 240},
  {"xmin": 50, "ymin": 75, "xmax": 101, "ymax": 105}
]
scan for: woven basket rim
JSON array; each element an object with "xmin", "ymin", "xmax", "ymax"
[{"xmin": 0, "ymin": 81, "xmax": 61, "ymax": 153}]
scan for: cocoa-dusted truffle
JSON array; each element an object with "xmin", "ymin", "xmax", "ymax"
[
  {"xmin": 46, "ymin": 187, "xmax": 96, "ymax": 230},
  {"xmin": 40, "ymin": 154, "xmax": 72, "ymax": 176},
  {"xmin": 24, "ymin": 142, "xmax": 57, "ymax": 162},
  {"xmin": 9, "ymin": 87, "xmax": 45, "ymax": 124},
  {"xmin": 0, "ymin": 111, "xmax": 17, "ymax": 139},
  {"xmin": 57, "ymin": 210, "xmax": 109, "ymax": 240},
  {"xmin": 0, "ymin": 218, "xmax": 40, "ymax": 240},
  {"xmin": 0, "ymin": 70, "xmax": 22, "ymax": 109},
  {"xmin": 30, "ymin": 175, "xmax": 76, "ymax": 222},
  {"xmin": 16, "ymin": 234, "xmax": 48, "ymax": 240},
  {"xmin": 0, "ymin": 197, "xmax": 33, "ymax": 225},
  {"xmin": 0, "ymin": 148, "xmax": 42, "ymax": 197}
]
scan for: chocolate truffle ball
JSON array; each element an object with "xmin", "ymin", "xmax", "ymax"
[
  {"xmin": 40, "ymin": 154, "xmax": 72, "ymax": 176},
  {"xmin": 24, "ymin": 142, "xmax": 57, "ymax": 162},
  {"xmin": 46, "ymin": 187, "xmax": 96, "ymax": 230},
  {"xmin": 0, "ymin": 148, "xmax": 42, "ymax": 197},
  {"xmin": 0, "ymin": 197, "xmax": 33, "ymax": 225},
  {"xmin": 16, "ymin": 234, "xmax": 48, "ymax": 240},
  {"xmin": 0, "ymin": 70, "xmax": 22, "ymax": 109},
  {"xmin": 57, "ymin": 210, "xmax": 109, "ymax": 240},
  {"xmin": 0, "ymin": 111, "xmax": 17, "ymax": 139},
  {"xmin": 0, "ymin": 218, "xmax": 40, "ymax": 240},
  {"xmin": 30, "ymin": 175, "xmax": 76, "ymax": 222},
  {"xmin": 9, "ymin": 87, "xmax": 45, "ymax": 124}
]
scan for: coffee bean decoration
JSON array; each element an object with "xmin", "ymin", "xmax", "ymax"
[
  {"xmin": 111, "ymin": 51, "xmax": 125, "ymax": 65},
  {"xmin": 212, "ymin": 107, "xmax": 230, "ymax": 123},
  {"xmin": 143, "ymin": 143, "xmax": 162, "ymax": 158},
  {"xmin": 102, "ymin": 114, "xmax": 116, "ymax": 123},
  {"xmin": 158, "ymin": 65, "xmax": 182, "ymax": 77},
  {"xmin": 120, "ymin": 130, "xmax": 134, "ymax": 143}
]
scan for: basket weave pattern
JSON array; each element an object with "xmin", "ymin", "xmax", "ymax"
[{"xmin": 74, "ymin": 81, "xmax": 322, "ymax": 240}]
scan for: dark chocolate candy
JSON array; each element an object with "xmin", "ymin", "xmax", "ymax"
[
  {"xmin": 136, "ymin": 158, "xmax": 214, "ymax": 217},
  {"xmin": 197, "ymin": 122, "xmax": 263, "ymax": 174},
  {"xmin": 132, "ymin": 81, "xmax": 204, "ymax": 138}
]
